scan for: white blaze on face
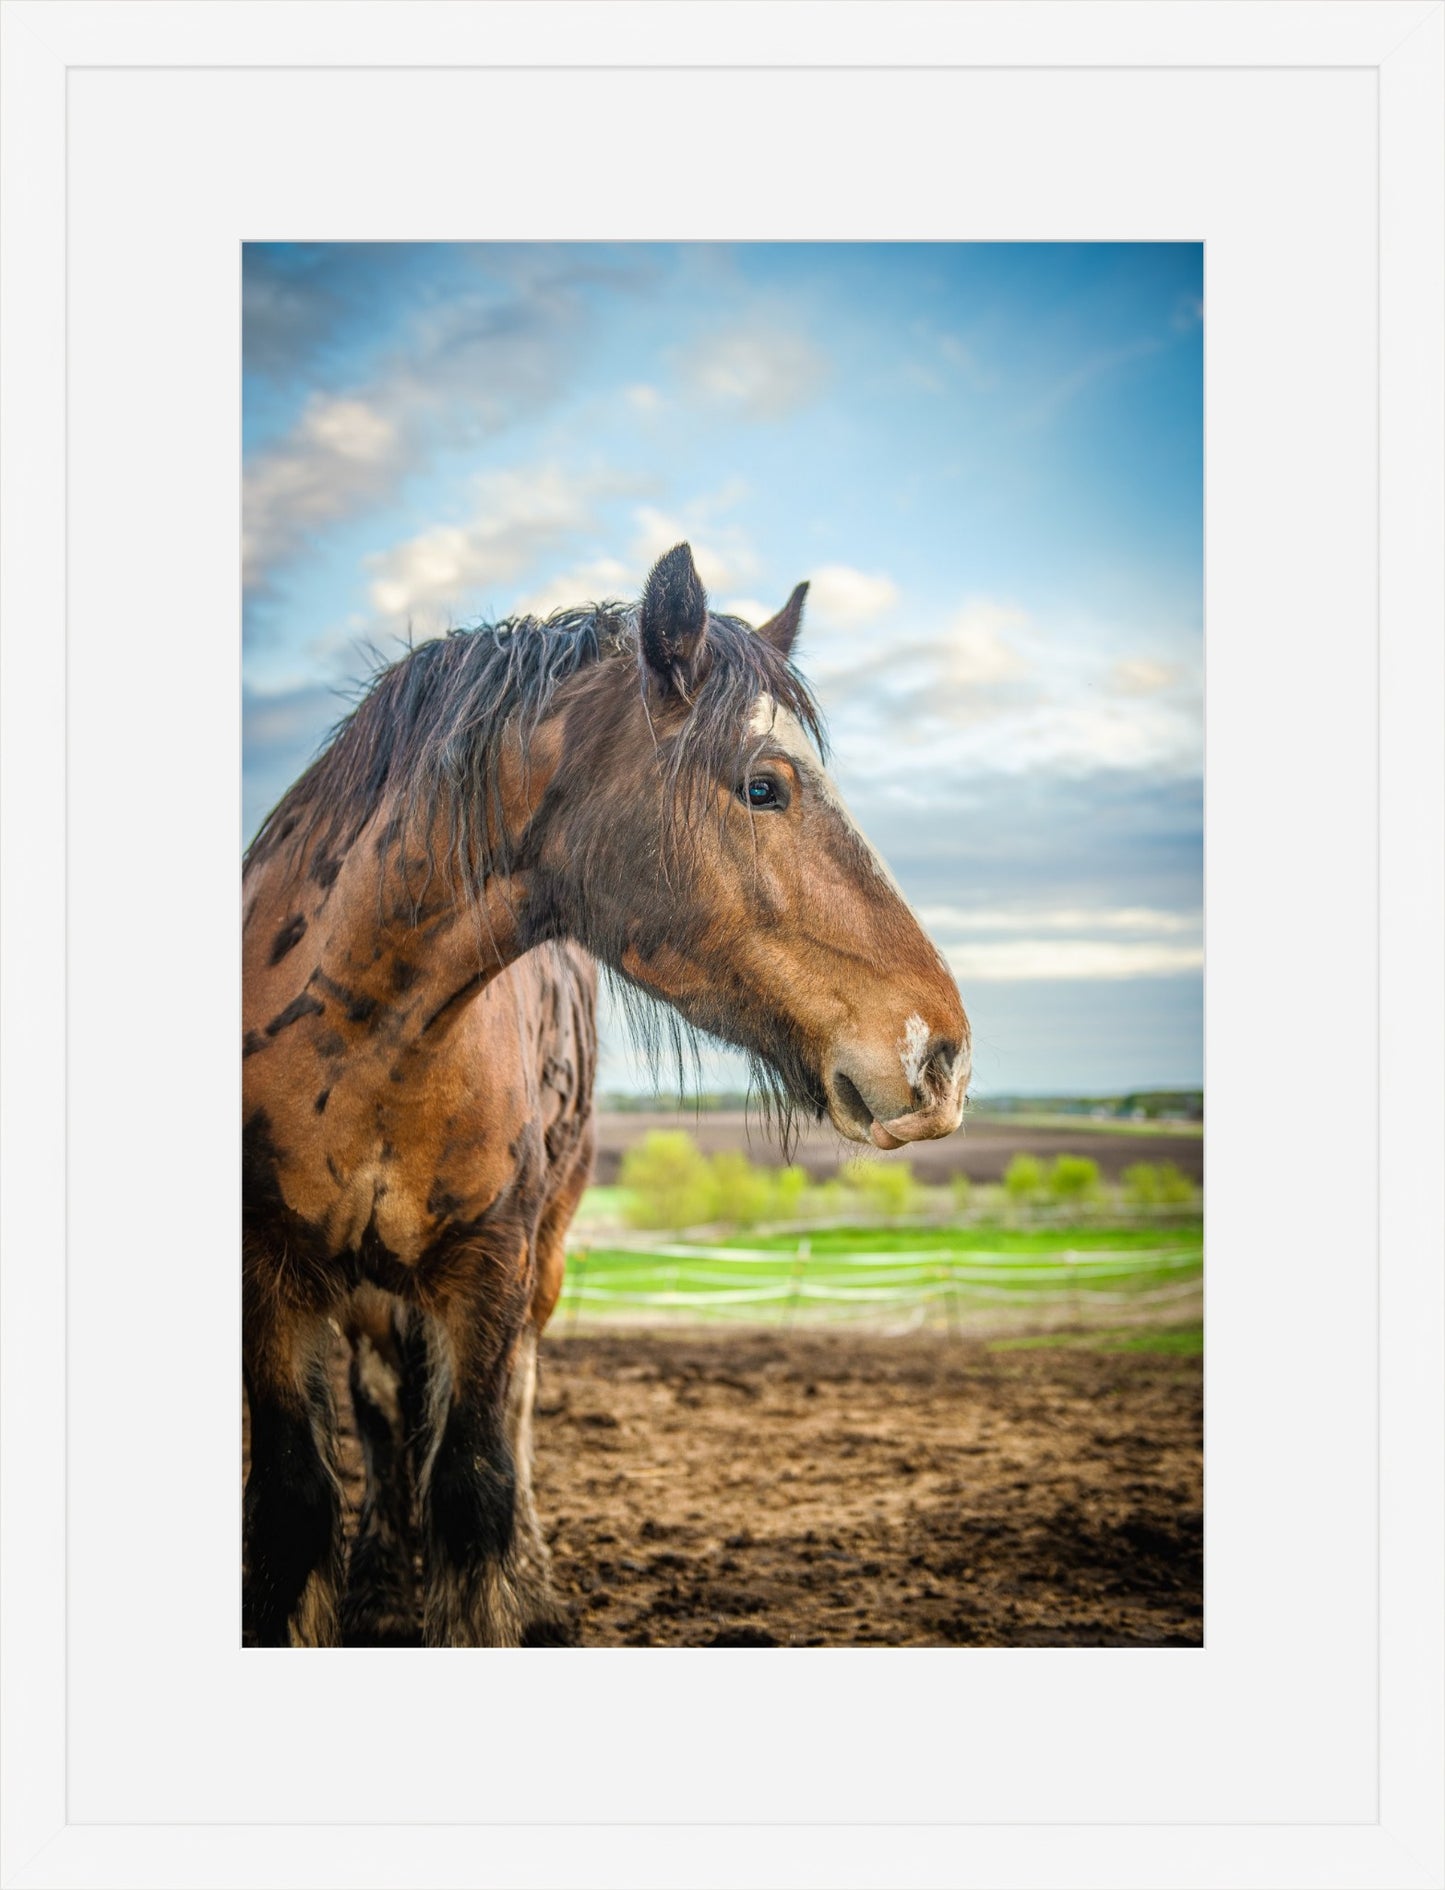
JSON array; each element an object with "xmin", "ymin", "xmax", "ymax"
[
  {"xmin": 749, "ymin": 690, "xmax": 970, "ymax": 1130},
  {"xmin": 899, "ymin": 1012, "xmax": 931, "ymax": 1092},
  {"xmin": 746, "ymin": 693, "xmax": 909, "ymax": 900}
]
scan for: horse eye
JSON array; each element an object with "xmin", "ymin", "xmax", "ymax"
[{"xmin": 740, "ymin": 776, "xmax": 782, "ymax": 810}]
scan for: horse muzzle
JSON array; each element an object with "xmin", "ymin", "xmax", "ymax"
[
  {"xmin": 824, "ymin": 1027, "xmax": 970, "ymax": 1148},
  {"xmin": 863, "ymin": 1097, "xmax": 965, "ymax": 1150}
]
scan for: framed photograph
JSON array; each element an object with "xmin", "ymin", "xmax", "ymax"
[
  {"xmin": 239, "ymin": 232, "xmax": 1207, "ymax": 1661},
  {"xmin": 2, "ymin": 4, "xmax": 1440, "ymax": 1887}
]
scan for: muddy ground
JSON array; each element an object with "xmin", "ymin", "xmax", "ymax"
[
  {"xmin": 247, "ymin": 1326, "xmax": 1202, "ymax": 1647},
  {"xmin": 591, "ymin": 1111, "xmax": 1204, "ymax": 1187}
]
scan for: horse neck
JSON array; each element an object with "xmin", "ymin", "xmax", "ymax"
[{"xmin": 252, "ymin": 790, "xmax": 536, "ymax": 1052}]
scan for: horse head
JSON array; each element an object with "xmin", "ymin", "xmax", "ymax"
[{"xmin": 531, "ymin": 544, "xmax": 970, "ymax": 1148}]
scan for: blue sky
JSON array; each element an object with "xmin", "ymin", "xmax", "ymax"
[{"xmin": 243, "ymin": 242, "xmax": 1203, "ymax": 1096}]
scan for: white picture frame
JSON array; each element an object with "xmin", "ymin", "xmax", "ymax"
[{"xmin": 1, "ymin": 4, "xmax": 1440, "ymax": 1887}]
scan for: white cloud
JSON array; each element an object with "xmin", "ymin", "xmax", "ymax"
[
  {"xmin": 1110, "ymin": 657, "xmax": 1179, "ymax": 697},
  {"xmin": 811, "ymin": 595, "xmax": 1030, "ymax": 711},
  {"xmin": 366, "ymin": 465, "xmax": 625, "ymax": 630},
  {"xmin": 630, "ymin": 506, "xmax": 757, "ymax": 595},
  {"xmin": 816, "ymin": 592, "xmax": 1202, "ymax": 780},
  {"xmin": 920, "ymin": 902, "xmax": 1203, "ymax": 983},
  {"xmin": 514, "ymin": 557, "xmax": 633, "ymax": 619},
  {"xmin": 625, "ymin": 383, "xmax": 663, "ymax": 414},
  {"xmin": 719, "ymin": 598, "xmax": 775, "ymax": 628},
  {"xmin": 988, "ymin": 700, "xmax": 1200, "ymax": 774},
  {"xmin": 940, "ymin": 600, "xmax": 1031, "ymax": 687},
  {"xmin": 365, "ymin": 477, "xmax": 769, "ymax": 634},
  {"xmin": 946, "ymin": 939, "xmax": 1203, "ymax": 983},
  {"xmin": 243, "ymin": 257, "xmax": 609, "ymax": 599},
  {"xmin": 366, "ymin": 476, "xmax": 770, "ymax": 637},
  {"xmin": 921, "ymin": 905, "xmax": 1199, "ymax": 937},
  {"xmin": 807, "ymin": 565, "xmax": 899, "ymax": 627},
  {"xmin": 842, "ymin": 694, "xmax": 1202, "ymax": 779},
  {"xmin": 681, "ymin": 326, "xmax": 826, "ymax": 419},
  {"xmin": 243, "ymin": 394, "xmax": 401, "ymax": 589}
]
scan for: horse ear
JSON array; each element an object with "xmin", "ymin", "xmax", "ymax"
[
  {"xmin": 640, "ymin": 542, "xmax": 709, "ymax": 694},
  {"xmin": 755, "ymin": 581, "xmax": 808, "ymax": 659}
]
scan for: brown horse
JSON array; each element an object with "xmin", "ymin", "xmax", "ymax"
[{"xmin": 241, "ymin": 542, "xmax": 970, "ymax": 1646}]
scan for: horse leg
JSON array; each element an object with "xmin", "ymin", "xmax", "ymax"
[
  {"xmin": 341, "ymin": 1286, "xmax": 419, "ymax": 1644},
  {"xmin": 506, "ymin": 1323, "xmax": 570, "ymax": 1643},
  {"xmin": 416, "ymin": 1278, "xmax": 527, "ymax": 1648},
  {"xmin": 510, "ymin": 1138, "xmax": 592, "ymax": 1643},
  {"xmin": 243, "ymin": 1274, "xmax": 343, "ymax": 1648}
]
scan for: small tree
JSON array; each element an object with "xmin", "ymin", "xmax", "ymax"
[
  {"xmin": 1003, "ymin": 1153, "xmax": 1046, "ymax": 1203},
  {"xmin": 708, "ymin": 1150, "xmax": 774, "ymax": 1228},
  {"xmin": 1120, "ymin": 1160, "xmax": 1195, "ymax": 1207},
  {"xmin": 950, "ymin": 1171, "xmax": 973, "ymax": 1216},
  {"xmin": 620, "ymin": 1130, "xmax": 716, "ymax": 1229},
  {"xmin": 1049, "ymin": 1154, "xmax": 1102, "ymax": 1205},
  {"xmin": 841, "ymin": 1157, "xmax": 916, "ymax": 1219},
  {"xmin": 1121, "ymin": 1161, "xmax": 1162, "ymax": 1206},
  {"xmin": 771, "ymin": 1164, "xmax": 810, "ymax": 1220},
  {"xmin": 809, "ymin": 1176, "xmax": 847, "ymax": 1220},
  {"xmin": 1155, "ymin": 1160, "xmax": 1195, "ymax": 1204}
]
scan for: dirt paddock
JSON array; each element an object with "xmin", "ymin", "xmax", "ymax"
[{"xmin": 247, "ymin": 1326, "xmax": 1202, "ymax": 1647}]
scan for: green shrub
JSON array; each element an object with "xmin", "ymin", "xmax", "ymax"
[
  {"xmin": 950, "ymin": 1171, "xmax": 973, "ymax": 1214},
  {"xmin": 1155, "ymin": 1160, "xmax": 1195, "ymax": 1204},
  {"xmin": 1048, "ymin": 1154, "xmax": 1102, "ymax": 1204},
  {"xmin": 1003, "ymin": 1153, "xmax": 1046, "ymax": 1202},
  {"xmin": 840, "ymin": 1157, "xmax": 916, "ymax": 1218},
  {"xmin": 708, "ymin": 1150, "xmax": 774, "ymax": 1228},
  {"xmin": 619, "ymin": 1140, "xmax": 834, "ymax": 1231},
  {"xmin": 1120, "ymin": 1160, "xmax": 1196, "ymax": 1207},
  {"xmin": 771, "ymin": 1164, "xmax": 810, "ymax": 1219},
  {"xmin": 1120, "ymin": 1161, "xmax": 1162, "ymax": 1205},
  {"xmin": 620, "ymin": 1131, "xmax": 716, "ymax": 1229},
  {"xmin": 808, "ymin": 1177, "xmax": 847, "ymax": 1220}
]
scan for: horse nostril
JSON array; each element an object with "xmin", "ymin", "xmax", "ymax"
[
  {"xmin": 921, "ymin": 1039, "xmax": 959, "ymax": 1094},
  {"xmin": 832, "ymin": 1070, "xmax": 875, "ymax": 1136}
]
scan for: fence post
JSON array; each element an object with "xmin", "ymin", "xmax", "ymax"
[{"xmin": 787, "ymin": 1237, "xmax": 810, "ymax": 1326}]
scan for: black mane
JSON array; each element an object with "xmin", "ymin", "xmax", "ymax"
[
  {"xmin": 244, "ymin": 603, "xmax": 826, "ymax": 886},
  {"xmin": 244, "ymin": 600, "xmax": 830, "ymax": 1144}
]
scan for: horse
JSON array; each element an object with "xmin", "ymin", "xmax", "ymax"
[{"xmin": 241, "ymin": 542, "xmax": 971, "ymax": 1646}]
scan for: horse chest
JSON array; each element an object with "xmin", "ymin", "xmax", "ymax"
[
  {"xmin": 335, "ymin": 1114, "xmax": 506, "ymax": 1265},
  {"xmin": 323, "ymin": 1141, "xmax": 431, "ymax": 1270},
  {"xmin": 261, "ymin": 1051, "xmax": 542, "ymax": 1280}
]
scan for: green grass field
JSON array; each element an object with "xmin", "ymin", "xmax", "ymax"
[{"xmin": 557, "ymin": 1216, "xmax": 1203, "ymax": 1331}]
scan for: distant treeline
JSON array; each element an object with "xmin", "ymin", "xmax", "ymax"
[
  {"xmin": 980, "ymin": 1090, "xmax": 1204, "ymax": 1122},
  {"xmin": 598, "ymin": 1088, "xmax": 1205, "ymax": 1122}
]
